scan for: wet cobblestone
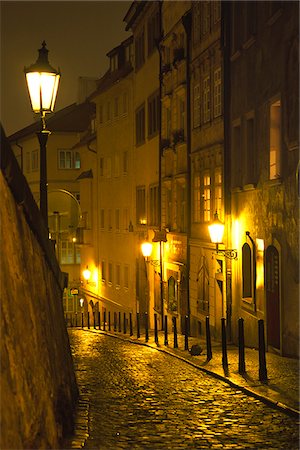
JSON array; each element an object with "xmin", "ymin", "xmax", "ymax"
[{"xmin": 66, "ymin": 330, "xmax": 299, "ymax": 449}]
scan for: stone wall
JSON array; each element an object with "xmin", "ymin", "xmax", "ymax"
[{"xmin": 0, "ymin": 130, "xmax": 78, "ymax": 449}]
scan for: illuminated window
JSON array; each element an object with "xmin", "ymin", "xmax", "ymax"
[
  {"xmin": 58, "ymin": 150, "xmax": 80, "ymax": 169},
  {"xmin": 203, "ymin": 76, "xmax": 210, "ymax": 123},
  {"xmin": 136, "ymin": 186, "xmax": 146, "ymax": 225},
  {"xmin": 203, "ymin": 173, "xmax": 211, "ymax": 222},
  {"xmin": 193, "ymin": 174, "xmax": 201, "ymax": 223},
  {"xmin": 75, "ymin": 152, "xmax": 81, "ymax": 169},
  {"xmin": 193, "ymin": 84, "xmax": 201, "ymax": 128},
  {"xmin": 269, "ymin": 99, "xmax": 281, "ymax": 180},
  {"xmin": 213, "ymin": 68, "xmax": 221, "ymax": 118},
  {"xmin": 61, "ymin": 240, "xmax": 74, "ymax": 264}
]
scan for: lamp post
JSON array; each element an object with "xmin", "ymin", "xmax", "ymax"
[
  {"xmin": 208, "ymin": 211, "xmax": 238, "ymax": 260},
  {"xmin": 24, "ymin": 41, "xmax": 60, "ymax": 228},
  {"xmin": 141, "ymin": 241, "xmax": 162, "ymax": 326}
]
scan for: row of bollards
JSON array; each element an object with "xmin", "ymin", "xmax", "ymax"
[{"xmin": 66, "ymin": 311, "xmax": 268, "ymax": 382}]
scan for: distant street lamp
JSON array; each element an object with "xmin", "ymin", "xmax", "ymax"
[
  {"xmin": 24, "ymin": 41, "xmax": 60, "ymax": 228},
  {"xmin": 208, "ymin": 211, "xmax": 238, "ymax": 259}
]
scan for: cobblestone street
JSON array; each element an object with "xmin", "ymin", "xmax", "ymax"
[{"xmin": 66, "ymin": 330, "xmax": 299, "ymax": 449}]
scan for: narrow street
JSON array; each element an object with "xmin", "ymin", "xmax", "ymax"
[{"xmin": 67, "ymin": 330, "xmax": 299, "ymax": 449}]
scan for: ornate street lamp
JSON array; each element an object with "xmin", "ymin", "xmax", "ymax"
[
  {"xmin": 208, "ymin": 211, "xmax": 238, "ymax": 260},
  {"xmin": 24, "ymin": 41, "xmax": 60, "ymax": 228}
]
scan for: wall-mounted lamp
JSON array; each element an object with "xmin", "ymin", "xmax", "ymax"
[
  {"xmin": 208, "ymin": 212, "xmax": 238, "ymax": 260},
  {"xmin": 79, "ymin": 298, "xmax": 84, "ymax": 308},
  {"xmin": 141, "ymin": 242, "xmax": 160, "ymax": 267},
  {"xmin": 82, "ymin": 265, "xmax": 96, "ymax": 285}
]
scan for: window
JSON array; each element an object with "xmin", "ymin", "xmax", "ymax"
[
  {"xmin": 178, "ymin": 97, "xmax": 185, "ymax": 133},
  {"xmin": 193, "ymin": 3, "xmax": 201, "ymax": 44},
  {"xmin": 193, "ymin": 84, "xmax": 201, "ymax": 128},
  {"xmin": 246, "ymin": 116, "xmax": 255, "ymax": 183},
  {"xmin": 100, "ymin": 209, "xmax": 105, "ymax": 229},
  {"xmin": 75, "ymin": 152, "xmax": 81, "ymax": 169},
  {"xmin": 115, "ymin": 209, "xmax": 120, "ymax": 232},
  {"xmin": 136, "ymin": 186, "xmax": 146, "ymax": 225},
  {"xmin": 269, "ymin": 99, "xmax": 281, "ymax": 180},
  {"xmin": 114, "ymin": 97, "xmax": 119, "ymax": 118},
  {"xmin": 122, "ymin": 92, "xmax": 128, "ymax": 115},
  {"xmin": 123, "ymin": 208, "xmax": 129, "ymax": 231},
  {"xmin": 148, "ymin": 11, "xmax": 160, "ymax": 56},
  {"xmin": 99, "ymin": 157, "xmax": 104, "ymax": 176},
  {"xmin": 232, "ymin": 123, "xmax": 241, "ymax": 187},
  {"xmin": 202, "ymin": 1, "xmax": 210, "ymax": 35},
  {"xmin": 108, "ymin": 262, "xmax": 113, "ymax": 285},
  {"xmin": 108, "ymin": 209, "xmax": 112, "ymax": 231},
  {"xmin": 148, "ymin": 92, "xmax": 160, "ymax": 137},
  {"xmin": 99, "ymin": 105, "xmax": 104, "ymax": 124},
  {"xmin": 165, "ymin": 106, "xmax": 171, "ymax": 139},
  {"xmin": 61, "ymin": 241, "xmax": 74, "ymax": 264},
  {"xmin": 149, "ymin": 185, "xmax": 159, "ymax": 226},
  {"xmin": 135, "ymin": 29, "xmax": 145, "ymax": 70},
  {"xmin": 116, "ymin": 264, "xmax": 121, "ymax": 288},
  {"xmin": 123, "ymin": 151, "xmax": 128, "ymax": 174},
  {"xmin": 203, "ymin": 173, "xmax": 211, "ymax": 222},
  {"xmin": 114, "ymin": 154, "xmax": 120, "ymax": 177},
  {"xmin": 124, "ymin": 265, "xmax": 129, "ymax": 289},
  {"xmin": 193, "ymin": 174, "xmax": 201, "ymax": 222},
  {"xmin": 136, "ymin": 104, "xmax": 145, "ymax": 145},
  {"xmin": 31, "ymin": 150, "xmax": 38, "ymax": 171},
  {"xmin": 213, "ymin": 68, "xmax": 222, "ymax": 118},
  {"xmin": 101, "ymin": 260, "xmax": 106, "ymax": 282},
  {"xmin": 203, "ymin": 76, "xmax": 211, "ymax": 123},
  {"xmin": 214, "ymin": 168, "xmax": 222, "ymax": 217},
  {"xmin": 176, "ymin": 183, "xmax": 186, "ymax": 232},
  {"xmin": 58, "ymin": 150, "xmax": 80, "ymax": 169}
]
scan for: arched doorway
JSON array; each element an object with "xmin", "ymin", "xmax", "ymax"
[{"xmin": 265, "ymin": 245, "xmax": 280, "ymax": 350}]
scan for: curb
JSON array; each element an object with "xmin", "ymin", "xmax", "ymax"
[{"xmin": 75, "ymin": 328, "xmax": 300, "ymax": 419}]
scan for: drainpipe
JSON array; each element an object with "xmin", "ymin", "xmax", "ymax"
[{"xmin": 182, "ymin": 10, "xmax": 192, "ymax": 331}]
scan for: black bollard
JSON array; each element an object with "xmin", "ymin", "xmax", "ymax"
[
  {"xmin": 173, "ymin": 317, "xmax": 178, "ymax": 348},
  {"xmin": 123, "ymin": 312, "xmax": 126, "ymax": 334},
  {"xmin": 93, "ymin": 312, "xmax": 96, "ymax": 329},
  {"xmin": 206, "ymin": 316, "xmax": 212, "ymax": 361},
  {"xmin": 184, "ymin": 315, "xmax": 189, "ymax": 351},
  {"xmin": 108, "ymin": 311, "xmax": 111, "ymax": 331},
  {"xmin": 136, "ymin": 313, "xmax": 140, "ymax": 338},
  {"xmin": 103, "ymin": 311, "xmax": 106, "ymax": 331},
  {"xmin": 238, "ymin": 318, "xmax": 246, "ymax": 374},
  {"xmin": 98, "ymin": 311, "xmax": 101, "ymax": 330},
  {"xmin": 258, "ymin": 319, "xmax": 268, "ymax": 382},
  {"xmin": 87, "ymin": 312, "xmax": 90, "ymax": 329},
  {"xmin": 145, "ymin": 312, "xmax": 149, "ymax": 342},
  {"xmin": 154, "ymin": 313, "xmax": 159, "ymax": 345},
  {"xmin": 129, "ymin": 313, "xmax": 133, "ymax": 336},
  {"xmin": 114, "ymin": 312, "xmax": 117, "ymax": 332},
  {"xmin": 81, "ymin": 312, "xmax": 84, "ymax": 328},
  {"xmin": 221, "ymin": 318, "xmax": 228, "ymax": 371},
  {"xmin": 164, "ymin": 315, "xmax": 168, "ymax": 346},
  {"xmin": 118, "ymin": 312, "xmax": 122, "ymax": 332}
]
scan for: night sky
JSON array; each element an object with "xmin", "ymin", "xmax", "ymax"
[{"xmin": 0, "ymin": 1, "xmax": 131, "ymax": 136}]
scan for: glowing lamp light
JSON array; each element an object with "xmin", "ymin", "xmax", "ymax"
[
  {"xmin": 208, "ymin": 211, "xmax": 225, "ymax": 244},
  {"xmin": 83, "ymin": 266, "xmax": 91, "ymax": 281},
  {"xmin": 141, "ymin": 242, "xmax": 153, "ymax": 258},
  {"xmin": 24, "ymin": 41, "xmax": 60, "ymax": 122}
]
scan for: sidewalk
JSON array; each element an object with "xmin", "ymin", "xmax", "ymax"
[{"xmin": 84, "ymin": 326, "xmax": 299, "ymax": 418}]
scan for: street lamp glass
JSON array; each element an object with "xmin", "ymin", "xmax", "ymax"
[
  {"xmin": 24, "ymin": 41, "xmax": 60, "ymax": 114},
  {"xmin": 83, "ymin": 266, "xmax": 91, "ymax": 281},
  {"xmin": 141, "ymin": 242, "xmax": 153, "ymax": 258},
  {"xmin": 208, "ymin": 211, "xmax": 225, "ymax": 244}
]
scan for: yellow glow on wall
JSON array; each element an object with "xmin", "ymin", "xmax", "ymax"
[{"xmin": 256, "ymin": 239, "xmax": 264, "ymax": 289}]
